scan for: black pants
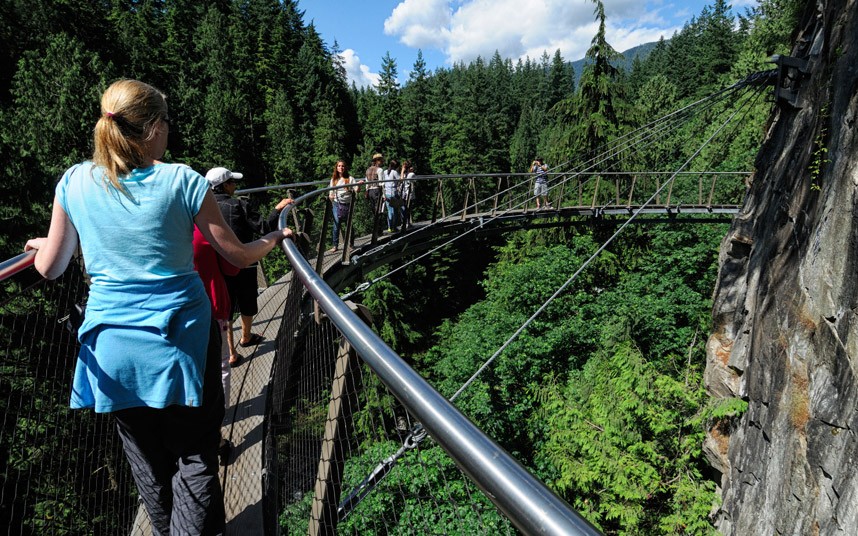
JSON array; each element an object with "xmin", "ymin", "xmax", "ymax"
[{"xmin": 114, "ymin": 320, "xmax": 225, "ymax": 536}]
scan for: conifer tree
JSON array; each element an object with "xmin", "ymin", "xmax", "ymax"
[
  {"xmin": 401, "ymin": 50, "xmax": 432, "ymax": 172},
  {"xmin": 369, "ymin": 52, "xmax": 404, "ymax": 159},
  {"xmin": 553, "ymin": 0, "xmax": 625, "ymax": 163}
]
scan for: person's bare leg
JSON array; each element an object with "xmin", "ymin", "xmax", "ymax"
[
  {"xmin": 226, "ymin": 320, "xmax": 239, "ymax": 366},
  {"xmin": 240, "ymin": 314, "xmax": 253, "ymax": 344}
]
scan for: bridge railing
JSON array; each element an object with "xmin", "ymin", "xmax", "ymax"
[
  {"xmin": 264, "ymin": 170, "xmax": 747, "ymax": 264},
  {"xmin": 0, "ymin": 253, "xmax": 139, "ymax": 535},
  {"xmin": 273, "ymin": 180, "xmax": 608, "ymax": 535}
]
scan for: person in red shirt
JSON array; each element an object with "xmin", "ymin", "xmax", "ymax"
[{"xmin": 193, "ymin": 225, "xmax": 240, "ymax": 463}]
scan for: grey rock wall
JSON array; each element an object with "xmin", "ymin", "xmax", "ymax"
[{"xmin": 704, "ymin": 0, "xmax": 858, "ymax": 533}]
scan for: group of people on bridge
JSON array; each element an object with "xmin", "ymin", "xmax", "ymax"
[{"xmin": 328, "ymin": 153, "xmax": 416, "ymax": 252}]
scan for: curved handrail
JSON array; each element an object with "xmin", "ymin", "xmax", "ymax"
[
  {"xmin": 0, "ymin": 250, "xmax": 35, "ymax": 282},
  {"xmin": 278, "ymin": 191, "xmax": 600, "ymax": 536}
]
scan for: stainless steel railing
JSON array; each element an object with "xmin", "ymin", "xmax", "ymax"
[{"xmin": 278, "ymin": 186, "xmax": 600, "ymax": 536}]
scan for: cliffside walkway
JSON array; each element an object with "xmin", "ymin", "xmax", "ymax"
[{"xmin": 0, "ymin": 68, "xmax": 773, "ymax": 534}]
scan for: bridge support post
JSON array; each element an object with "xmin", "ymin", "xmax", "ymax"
[
  {"xmin": 341, "ymin": 202, "xmax": 355, "ymax": 265},
  {"xmin": 308, "ymin": 302, "xmax": 372, "ymax": 536},
  {"xmin": 315, "ymin": 201, "xmax": 333, "ymax": 274},
  {"xmin": 432, "ymin": 179, "xmax": 446, "ymax": 222}
]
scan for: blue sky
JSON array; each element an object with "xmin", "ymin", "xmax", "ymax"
[{"xmin": 299, "ymin": 0, "xmax": 757, "ymax": 88}]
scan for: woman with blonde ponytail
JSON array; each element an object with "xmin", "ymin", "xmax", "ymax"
[{"xmin": 24, "ymin": 79, "xmax": 292, "ymax": 536}]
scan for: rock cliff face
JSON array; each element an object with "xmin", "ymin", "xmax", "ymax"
[{"xmin": 704, "ymin": 0, "xmax": 858, "ymax": 533}]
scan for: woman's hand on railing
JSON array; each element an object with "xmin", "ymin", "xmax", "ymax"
[{"xmin": 24, "ymin": 237, "xmax": 46, "ymax": 252}]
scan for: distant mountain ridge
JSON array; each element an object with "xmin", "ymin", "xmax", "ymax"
[{"xmin": 570, "ymin": 41, "xmax": 661, "ymax": 84}]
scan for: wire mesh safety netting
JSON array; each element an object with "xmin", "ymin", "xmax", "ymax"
[
  {"xmin": 268, "ymin": 274, "xmax": 518, "ymax": 535},
  {"xmin": 0, "ymin": 262, "xmax": 139, "ymax": 536}
]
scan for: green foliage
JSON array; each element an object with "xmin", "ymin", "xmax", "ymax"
[
  {"xmin": 809, "ymin": 103, "xmax": 830, "ymax": 191},
  {"xmin": 338, "ymin": 443, "xmax": 513, "ymax": 535},
  {"xmin": 701, "ymin": 396, "xmax": 749, "ymax": 422},
  {"xmin": 417, "ymin": 223, "xmax": 726, "ymax": 532},
  {"xmin": 536, "ymin": 330, "xmax": 716, "ymax": 534}
]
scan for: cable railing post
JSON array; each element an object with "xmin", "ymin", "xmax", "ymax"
[
  {"xmin": 341, "ymin": 200, "xmax": 355, "ymax": 265},
  {"xmin": 371, "ymin": 190, "xmax": 384, "ymax": 244},
  {"xmin": 525, "ymin": 177, "xmax": 533, "ymax": 213},
  {"xmin": 461, "ymin": 178, "xmax": 474, "ymax": 221},
  {"xmin": 308, "ymin": 302, "xmax": 369, "ymax": 536},
  {"xmin": 315, "ymin": 200, "xmax": 332, "ymax": 274},
  {"xmin": 698, "ymin": 173, "xmax": 703, "ymax": 205},
  {"xmin": 556, "ymin": 174, "xmax": 566, "ymax": 210},
  {"xmin": 707, "ymin": 173, "xmax": 718, "ymax": 208},
  {"xmin": 626, "ymin": 174, "xmax": 638, "ymax": 209},
  {"xmin": 666, "ymin": 178, "xmax": 675, "ymax": 207},
  {"xmin": 615, "ymin": 176, "xmax": 620, "ymax": 206},
  {"xmin": 656, "ymin": 177, "xmax": 661, "ymax": 205},
  {"xmin": 590, "ymin": 175, "xmax": 601, "ymax": 209},
  {"xmin": 492, "ymin": 176, "xmax": 501, "ymax": 216},
  {"xmin": 432, "ymin": 179, "xmax": 445, "ymax": 223}
]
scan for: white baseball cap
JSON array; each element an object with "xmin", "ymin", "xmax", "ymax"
[{"xmin": 205, "ymin": 167, "xmax": 244, "ymax": 187}]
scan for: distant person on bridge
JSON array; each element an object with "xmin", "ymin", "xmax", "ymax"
[
  {"xmin": 363, "ymin": 152, "xmax": 384, "ymax": 226},
  {"xmin": 383, "ymin": 158, "xmax": 401, "ymax": 232},
  {"xmin": 24, "ymin": 79, "xmax": 293, "ymax": 536},
  {"xmin": 328, "ymin": 159, "xmax": 359, "ymax": 252},
  {"xmin": 400, "ymin": 160, "xmax": 416, "ymax": 228},
  {"xmin": 531, "ymin": 157, "xmax": 551, "ymax": 210},
  {"xmin": 208, "ymin": 166, "xmax": 292, "ymax": 363}
]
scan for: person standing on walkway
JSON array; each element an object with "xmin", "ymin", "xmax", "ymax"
[
  {"xmin": 400, "ymin": 160, "xmax": 416, "ymax": 228},
  {"xmin": 24, "ymin": 79, "xmax": 292, "ymax": 535},
  {"xmin": 207, "ymin": 167, "xmax": 292, "ymax": 363},
  {"xmin": 531, "ymin": 157, "xmax": 551, "ymax": 210},
  {"xmin": 192, "ymin": 225, "xmax": 239, "ymax": 464},
  {"xmin": 328, "ymin": 159, "xmax": 358, "ymax": 252},
  {"xmin": 383, "ymin": 158, "xmax": 401, "ymax": 232},
  {"xmin": 363, "ymin": 152, "xmax": 384, "ymax": 227}
]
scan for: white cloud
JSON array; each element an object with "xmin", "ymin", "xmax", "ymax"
[
  {"xmin": 383, "ymin": 0, "xmax": 703, "ymax": 66},
  {"xmin": 339, "ymin": 49, "xmax": 380, "ymax": 89},
  {"xmin": 384, "ymin": 0, "xmax": 453, "ymax": 49}
]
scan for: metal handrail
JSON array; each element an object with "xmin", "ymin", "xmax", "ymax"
[
  {"xmin": 278, "ymin": 193, "xmax": 600, "ymax": 536},
  {"xmin": 0, "ymin": 250, "xmax": 35, "ymax": 282}
]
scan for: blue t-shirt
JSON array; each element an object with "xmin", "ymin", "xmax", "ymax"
[{"xmin": 56, "ymin": 162, "xmax": 213, "ymax": 412}]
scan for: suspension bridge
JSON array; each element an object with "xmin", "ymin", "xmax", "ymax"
[{"xmin": 0, "ymin": 67, "xmax": 776, "ymax": 535}]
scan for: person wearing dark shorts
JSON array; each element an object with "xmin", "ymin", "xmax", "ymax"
[{"xmin": 207, "ymin": 166, "xmax": 293, "ymax": 365}]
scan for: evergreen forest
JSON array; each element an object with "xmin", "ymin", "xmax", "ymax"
[{"xmin": 0, "ymin": 0, "xmax": 805, "ymax": 533}]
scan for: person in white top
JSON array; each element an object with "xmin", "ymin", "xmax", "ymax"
[
  {"xmin": 400, "ymin": 160, "xmax": 416, "ymax": 228},
  {"xmin": 328, "ymin": 159, "xmax": 359, "ymax": 252},
  {"xmin": 382, "ymin": 159, "xmax": 401, "ymax": 232}
]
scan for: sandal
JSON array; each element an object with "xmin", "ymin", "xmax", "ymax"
[
  {"xmin": 239, "ymin": 333, "xmax": 264, "ymax": 348},
  {"xmin": 228, "ymin": 354, "xmax": 241, "ymax": 367}
]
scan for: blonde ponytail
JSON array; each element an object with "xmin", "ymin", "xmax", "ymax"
[{"xmin": 92, "ymin": 80, "xmax": 167, "ymax": 191}]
